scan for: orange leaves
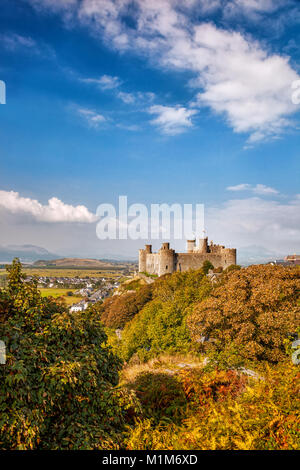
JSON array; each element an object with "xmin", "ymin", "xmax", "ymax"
[
  {"xmin": 179, "ymin": 368, "xmax": 247, "ymax": 406},
  {"xmin": 126, "ymin": 371, "xmax": 187, "ymax": 424},
  {"xmin": 124, "ymin": 360, "xmax": 299, "ymax": 450},
  {"xmin": 268, "ymin": 413, "xmax": 299, "ymax": 449},
  {"xmin": 188, "ymin": 265, "xmax": 300, "ymax": 362},
  {"xmin": 100, "ymin": 285, "xmax": 153, "ymax": 329}
]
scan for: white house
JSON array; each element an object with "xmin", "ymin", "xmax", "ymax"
[{"xmin": 69, "ymin": 301, "xmax": 89, "ymax": 313}]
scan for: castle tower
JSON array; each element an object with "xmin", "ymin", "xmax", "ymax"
[
  {"xmin": 138, "ymin": 237, "xmax": 237, "ymax": 276},
  {"xmin": 198, "ymin": 237, "xmax": 208, "ymax": 253},
  {"xmin": 138, "ymin": 244, "xmax": 152, "ymax": 272},
  {"xmin": 222, "ymin": 248, "xmax": 237, "ymax": 268},
  {"xmin": 187, "ymin": 239, "xmax": 196, "ymax": 253},
  {"xmin": 158, "ymin": 242, "xmax": 175, "ymax": 276},
  {"xmin": 138, "ymin": 248, "xmax": 146, "ymax": 273}
]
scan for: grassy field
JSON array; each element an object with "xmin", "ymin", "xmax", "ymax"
[
  {"xmin": 28, "ymin": 268, "xmax": 126, "ymax": 278},
  {"xmin": 0, "ymin": 267, "xmax": 127, "ymax": 279},
  {"xmin": 39, "ymin": 288, "xmax": 83, "ymax": 306}
]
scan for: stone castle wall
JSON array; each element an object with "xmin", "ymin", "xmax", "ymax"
[{"xmin": 139, "ymin": 238, "xmax": 236, "ymax": 276}]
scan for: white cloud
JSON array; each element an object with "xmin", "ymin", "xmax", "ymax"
[
  {"xmin": 207, "ymin": 194, "xmax": 300, "ymax": 252},
  {"xmin": 227, "ymin": 183, "xmax": 252, "ymax": 191},
  {"xmin": 82, "ymin": 75, "xmax": 155, "ymax": 106},
  {"xmin": 27, "ymin": 0, "xmax": 78, "ymax": 13},
  {"xmin": 251, "ymin": 184, "xmax": 279, "ymax": 195},
  {"xmin": 138, "ymin": 91, "xmax": 156, "ymax": 102},
  {"xmin": 0, "ymin": 31, "xmax": 56, "ymax": 60},
  {"xmin": 196, "ymin": 0, "xmax": 288, "ymax": 18},
  {"xmin": 0, "ymin": 191, "xmax": 97, "ymax": 223},
  {"xmin": 116, "ymin": 90, "xmax": 156, "ymax": 105},
  {"xmin": 77, "ymin": 107, "xmax": 106, "ymax": 127},
  {"xmin": 188, "ymin": 23, "xmax": 299, "ymax": 142},
  {"xmin": 1, "ymin": 33, "xmax": 37, "ymax": 51},
  {"xmin": 117, "ymin": 91, "xmax": 135, "ymax": 104},
  {"xmin": 224, "ymin": 0, "xmax": 280, "ymax": 16},
  {"xmin": 82, "ymin": 74, "xmax": 122, "ymax": 90},
  {"xmin": 227, "ymin": 183, "xmax": 279, "ymax": 195},
  {"xmin": 197, "ymin": 0, "xmax": 222, "ymax": 14},
  {"xmin": 116, "ymin": 123, "xmax": 140, "ymax": 131},
  {"xmin": 27, "ymin": 0, "xmax": 300, "ymax": 142},
  {"xmin": 148, "ymin": 105, "xmax": 196, "ymax": 135}
]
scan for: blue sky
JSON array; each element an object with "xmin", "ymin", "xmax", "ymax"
[{"xmin": 0, "ymin": 0, "xmax": 299, "ymax": 260}]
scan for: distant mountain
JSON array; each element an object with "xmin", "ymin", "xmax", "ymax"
[
  {"xmin": 0, "ymin": 245, "xmax": 59, "ymax": 263},
  {"xmin": 237, "ymin": 245, "xmax": 285, "ymax": 266},
  {"xmin": 99, "ymin": 258, "xmax": 138, "ymax": 264},
  {"xmin": 98, "ymin": 254, "xmax": 138, "ymax": 262},
  {"xmin": 33, "ymin": 257, "xmax": 127, "ymax": 268}
]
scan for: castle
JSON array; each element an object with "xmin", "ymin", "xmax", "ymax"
[{"xmin": 139, "ymin": 237, "xmax": 237, "ymax": 277}]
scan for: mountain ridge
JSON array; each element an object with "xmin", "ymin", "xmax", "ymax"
[
  {"xmin": 33, "ymin": 257, "xmax": 127, "ymax": 267},
  {"xmin": 0, "ymin": 245, "xmax": 59, "ymax": 263}
]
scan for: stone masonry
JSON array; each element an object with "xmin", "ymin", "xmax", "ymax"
[{"xmin": 139, "ymin": 237, "xmax": 237, "ymax": 277}]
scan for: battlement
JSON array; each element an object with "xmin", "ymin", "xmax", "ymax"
[{"xmin": 139, "ymin": 237, "xmax": 237, "ymax": 276}]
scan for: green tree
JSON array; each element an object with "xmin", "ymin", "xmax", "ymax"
[
  {"xmin": 0, "ymin": 259, "xmax": 130, "ymax": 449},
  {"xmin": 121, "ymin": 270, "xmax": 212, "ymax": 361},
  {"xmin": 223, "ymin": 264, "xmax": 241, "ymax": 273},
  {"xmin": 202, "ymin": 260, "xmax": 214, "ymax": 274},
  {"xmin": 6, "ymin": 258, "xmax": 25, "ymax": 296},
  {"xmin": 188, "ymin": 265, "xmax": 300, "ymax": 362},
  {"xmin": 98, "ymin": 284, "xmax": 153, "ymax": 329}
]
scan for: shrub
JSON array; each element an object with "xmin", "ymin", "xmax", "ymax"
[
  {"xmin": 126, "ymin": 372, "xmax": 187, "ymax": 424},
  {"xmin": 213, "ymin": 266, "xmax": 223, "ymax": 273},
  {"xmin": 188, "ymin": 265, "xmax": 300, "ymax": 362},
  {"xmin": 121, "ymin": 270, "xmax": 212, "ymax": 362},
  {"xmin": 179, "ymin": 368, "xmax": 247, "ymax": 405},
  {"xmin": 0, "ymin": 259, "xmax": 129, "ymax": 450},
  {"xmin": 223, "ymin": 264, "xmax": 241, "ymax": 273},
  {"xmin": 125, "ymin": 361, "xmax": 299, "ymax": 450},
  {"xmin": 121, "ymin": 299, "xmax": 193, "ymax": 362},
  {"xmin": 99, "ymin": 285, "xmax": 153, "ymax": 329},
  {"xmin": 202, "ymin": 261, "xmax": 214, "ymax": 274}
]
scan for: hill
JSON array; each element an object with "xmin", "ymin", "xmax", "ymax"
[
  {"xmin": 0, "ymin": 244, "xmax": 59, "ymax": 263},
  {"xmin": 1, "ymin": 260, "xmax": 299, "ymax": 450},
  {"xmin": 33, "ymin": 257, "xmax": 124, "ymax": 268}
]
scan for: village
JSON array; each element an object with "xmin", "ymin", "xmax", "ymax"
[{"xmin": 24, "ymin": 274, "xmax": 121, "ymax": 312}]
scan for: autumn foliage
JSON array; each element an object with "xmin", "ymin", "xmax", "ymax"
[
  {"xmin": 125, "ymin": 362, "xmax": 299, "ymax": 450},
  {"xmin": 126, "ymin": 371, "xmax": 187, "ymax": 424},
  {"xmin": 120, "ymin": 270, "xmax": 212, "ymax": 361},
  {"xmin": 1, "ymin": 260, "xmax": 299, "ymax": 450},
  {"xmin": 0, "ymin": 259, "xmax": 132, "ymax": 450},
  {"xmin": 179, "ymin": 368, "xmax": 247, "ymax": 405},
  {"xmin": 188, "ymin": 264, "xmax": 300, "ymax": 362},
  {"xmin": 97, "ymin": 284, "xmax": 153, "ymax": 329}
]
